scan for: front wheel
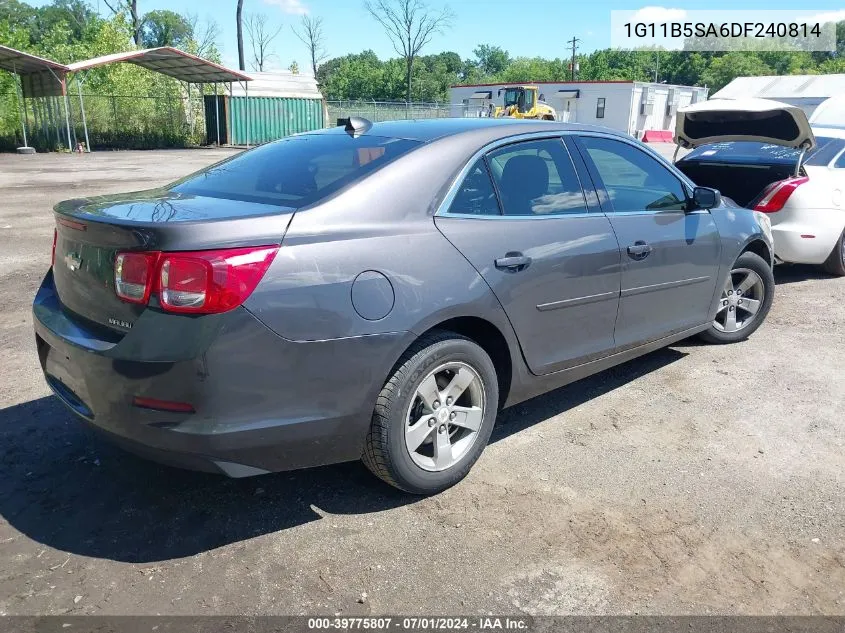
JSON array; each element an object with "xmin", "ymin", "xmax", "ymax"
[
  {"xmin": 822, "ymin": 229, "xmax": 845, "ymax": 276},
  {"xmin": 699, "ymin": 251, "xmax": 774, "ymax": 344},
  {"xmin": 362, "ymin": 331, "xmax": 498, "ymax": 495}
]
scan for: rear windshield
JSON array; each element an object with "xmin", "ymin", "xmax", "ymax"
[
  {"xmin": 683, "ymin": 137, "xmax": 842, "ymax": 166},
  {"xmin": 171, "ymin": 133, "xmax": 421, "ymax": 206}
]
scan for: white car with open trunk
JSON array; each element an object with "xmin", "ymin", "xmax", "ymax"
[{"xmin": 674, "ymin": 98, "xmax": 845, "ymax": 276}]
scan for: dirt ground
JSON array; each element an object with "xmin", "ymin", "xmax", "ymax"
[{"xmin": 0, "ymin": 148, "xmax": 843, "ymax": 616}]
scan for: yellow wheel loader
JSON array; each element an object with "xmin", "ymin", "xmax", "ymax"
[{"xmin": 493, "ymin": 85, "xmax": 557, "ymax": 120}]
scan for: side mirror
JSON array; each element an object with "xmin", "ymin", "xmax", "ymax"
[{"xmin": 692, "ymin": 186, "xmax": 721, "ymax": 210}]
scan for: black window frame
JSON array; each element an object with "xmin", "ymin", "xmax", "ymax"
[
  {"xmin": 571, "ymin": 133, "xmax": 692, "ymax": 214},
  {"xmin": 596, "ymin": 97, "xmax": 606, "ymax": 119}
]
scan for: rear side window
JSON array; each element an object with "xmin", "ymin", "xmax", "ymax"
[
  {"xmin": 447, "ymin": 160, "xmax": 501, "ymax": 216},
  {"xmin": 171, "ymin": 134, "xmax": 421, "ymax": 207},
  {"xmin": 486, "ymin": 139, "xmax": 588, "ymax": 216}
]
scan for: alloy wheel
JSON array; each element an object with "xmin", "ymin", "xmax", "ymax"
[
  {"xmin": 404, "ymin": 361, "xmax": 486, "ymax": 472},
  {"xmin": 714, "ymin": 267, "xmax": 765, "ymax": 333}
]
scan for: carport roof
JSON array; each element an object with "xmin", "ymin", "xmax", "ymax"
[
  {"xmin": 0, "ymin": 45, "xmax": 69, "ymax": 97},
  {"xmin": 0, "ymin": 45, "xmax": 68, "ymax": 74},
  {"xmin": 66, "ymin": 47, "xmax": 251, "ymax": 83}
]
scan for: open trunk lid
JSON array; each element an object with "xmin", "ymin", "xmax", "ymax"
[
  {"xmin": 52, "ymin": 191, "xmax": 293, "ymax": 335},
  {"xmin": 675, "ymin": 98, "xmax": 815, "ymax": 150}
]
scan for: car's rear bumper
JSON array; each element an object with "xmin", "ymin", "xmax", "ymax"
[
  {"xmin": 33, "ymin": 270, "xmax": 412, "ymax": 476},
  {"xmin": 771, "ymin": 210, "xmax": 843, "ymax": 264}
]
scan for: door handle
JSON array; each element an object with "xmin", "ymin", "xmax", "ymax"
[
  {"xmin": 627, "ymin": 241, "xmax": 653, "ymax": 260},
  {"xmin": 495, "ymin": 253, "xmax": 531, "ymax": 272}
]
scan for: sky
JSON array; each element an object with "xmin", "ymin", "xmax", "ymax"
[{"xmin": 26, "ymin": 0, "xmax": 845, "ymax": 73}]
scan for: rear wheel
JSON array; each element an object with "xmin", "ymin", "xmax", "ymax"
[
  {"xmin": 699, "ymin": 251, "xmax": 774, "ymax": 344},
  {"xmin": 362, "ymin": 331, "xmax": 498, "ymax": 495},
  {"xmin": 822, "ymin": 229, "xmax": 845, "ymax": 276}
]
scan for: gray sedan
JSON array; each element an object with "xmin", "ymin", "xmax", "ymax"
[{"xmin": 33, "ymin": 118, "xmax": 774, "ymax": 494}]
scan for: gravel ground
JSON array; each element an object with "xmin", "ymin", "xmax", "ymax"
[{"xmin": 0, "ymin": 147, "xmax": 843, "ymax": 616}]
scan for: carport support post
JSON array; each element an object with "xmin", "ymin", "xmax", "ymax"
[
  {"xmin": 214, "ymin": 81, "xmax": 221, "ymax": 146},
  {"xmin": 11, "ymin": 62, "xmax": 28, "ymax": 148},
  {"xmin": 245, "ymin": 81, "xmax": 250, "ymax": 149},
  {"xmin": 62, "ymin": 87, "xmax": 73, "ymax": 151},
  {"xmin": 76, "ymin": 74, "xmax": 91, "ymax": 153}
]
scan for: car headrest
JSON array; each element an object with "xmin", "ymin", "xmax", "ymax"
[{"xmin": 500, "ymin": 155, "xmax": 549, "ymax": 206}]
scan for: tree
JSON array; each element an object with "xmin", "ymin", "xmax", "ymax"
[
  {"xmin": 363, "ymin": 0, "xmax": 453, "ymax": 103},
  {"xmin": 245, "ymin": 12, "xmax": 282, "ymax": 72},
  {"xmin": 288, "ymin": 60, "xmax": 299, "ymax": 74},
  {"xmin": 141, "ymin": 10, "xmax": 192, "ymax": 48},
  {"xmin": 102, "ymin": 0, "xmax": 141, "ymax": 46},
  {"xmin": 472, "ymin": 44, "xmax": 509, "ymax": 76},
  {"xmin": 186, "ymin": 14, "xmax": 221, "ymax": 59},
  {"xmin": 236, "ymin": 0, "xmax": 245, "ymax": 71},
  {"xmin": 293, "ymin": 14, "xmax": 327, "ymax": 78},
  {"xmin": 701, "ymin": 52, "xmax": 773, "ymax": 91}
]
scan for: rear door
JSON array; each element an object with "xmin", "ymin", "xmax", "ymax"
[
  {"xmin": 573, "ymin": 134, "xmax": 721, "ymax": 350},
  {"xmin": 435, "ymin": 136, "xmax": 621, "ymax": 375}
]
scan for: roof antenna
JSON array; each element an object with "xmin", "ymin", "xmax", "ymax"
[{"xmin": 344, "ymin": 116, "xmax": 372, "ymax": 137}]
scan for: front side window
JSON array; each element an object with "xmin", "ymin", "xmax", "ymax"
[
  {"xmin": 171, "ymin": 134, "xmax": 420, "ymax": 207},
  {"xmin": 486, "ymin": 139, "xmax": 588, "ymax": 216},
  {"xmin": 578, "ymin": 136, "xmax": 688, "ymax": 212},
  {"xmin": 596, "ymin": 98, "xmax": 606, "ymax": 119},
  {"xmin": 447, "ymin": 160, "xmax": 501, "ymax": 216}
]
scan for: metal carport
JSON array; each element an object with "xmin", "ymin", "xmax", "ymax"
[
  {"xmin": 1, "ymin": 45, "xmax": 252, "ymax": 152},
  {"xmin": 0, "ymin": 45, "xmax": 71, "ymax": 152},
  {"xmin": 66, "ymin": 47, "xmax": 253, "ymax": 150}
]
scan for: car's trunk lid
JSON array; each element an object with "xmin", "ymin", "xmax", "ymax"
[
  {"xmin": 52, "ymin": 190, "xmax": 294, "ymax": 334},
  {"xmin": 675, "ymin": 98, "xmax": 815, "ymax": 150}
]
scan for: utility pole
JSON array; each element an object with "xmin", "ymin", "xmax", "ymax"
[
  {"xmin": 654, "ymin": 50, "xmax": 660, "ymax": 82},
  {"xmin": 567, "ymin": 36, "xmax": 580, "ymax": 81}
]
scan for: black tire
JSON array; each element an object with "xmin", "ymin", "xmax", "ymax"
[
  {"xmin": 822, "ymin": 230, "xmax": 845, "ymax": 276},
  {"xmin": 362, "ymin": 330, "xmax": 499, "ymax": 495},
  {"xmin": 699, "ymin": 251, "xmax": 774, "ymax": 344}
]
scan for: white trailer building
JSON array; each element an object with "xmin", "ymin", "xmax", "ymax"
[{"xmin": 449, "ymin": 81, "xmax": 708, "ymax": 139}]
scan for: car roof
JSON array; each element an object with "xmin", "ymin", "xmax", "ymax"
[
  {"xmin": 811, "ymin": 125, "xmax": 845, "ymax": 140},
  {"xmin": 314, "ymin": 117, "xmax": 628, "ymax": 144}
]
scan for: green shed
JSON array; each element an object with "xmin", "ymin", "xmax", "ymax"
[{"xmin": 204, "ymin": 71, "xmax": 325, "ymax": 146}]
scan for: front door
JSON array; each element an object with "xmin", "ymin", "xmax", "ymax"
[
  {"xmin": 435, "ymin": 137, "xmax": 621, "ymax": 375},
  {"xmin": 573, "ymin": 134, "xmax": 722, "ymax": 349}
]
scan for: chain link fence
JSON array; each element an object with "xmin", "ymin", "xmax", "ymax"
[
  {"xmin": 1, "ymin": 94, "xmax": 484, "ymax": 151},
  {"xmin": 1, "ymin": 92, "xmax": 210, "ymax": 152},
  {"xmin": 325, "ymin": 100, "xmax": 475, "ymax": 126}
]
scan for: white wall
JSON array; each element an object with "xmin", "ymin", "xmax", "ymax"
[
  {"xmin": 550, "ymin": 83, "xmax": 634, "ymax": 133},
  {"xmin": 631, "ymin": 83, "xmax": 709, "ymax": 137}
]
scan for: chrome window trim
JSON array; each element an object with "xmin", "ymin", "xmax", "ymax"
[{"xmin": 436, "ymin": 131, "xmax": 592, "ymax": 220}]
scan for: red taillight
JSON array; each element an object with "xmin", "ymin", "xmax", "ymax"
[
  {"xmin": 753, "ymin": 176, "xmax": 808, "ymax": 213},
  {"xmin": 114, "ymin": 251, "xmax": 160, "ymax": 304},
  {"xmin": 51, "ymin": 229, "xmax": 57, "ymax": 267},
  {"xmin": 113, "ymin": 245, "xmax": 278, "ymax": 314},
  {"xmin": 158, "ymin": 246, "xmax": 278, "ymax": 313}
]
